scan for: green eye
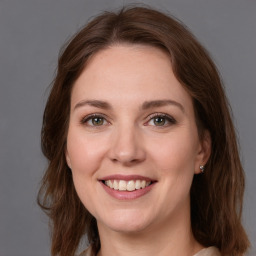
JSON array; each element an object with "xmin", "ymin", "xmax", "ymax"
[
  {"xmin": 91, "ymin": 117, "xmax": 104, "ymax": 126},
  {"xmin": 147, "ymin": 113, "xmax": 176, "ymax": 127},
  {"xmin": 153, "ymin": 117, "xmax": 166, "ymax": 126},
  {"xmin": 81, "ymin": 115, "xmax": 108, "ymax": 127}
]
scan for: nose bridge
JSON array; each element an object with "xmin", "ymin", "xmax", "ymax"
[{"xmin": 109, "ymin": 121, "xmax": 145, "ymax": 164}]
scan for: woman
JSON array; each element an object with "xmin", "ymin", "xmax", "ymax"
[{"xmin": 38, "ymin": 6, "xmax": 250, "ymax": 256}]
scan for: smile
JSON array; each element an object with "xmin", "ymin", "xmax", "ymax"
[
  {"xmin": 104, "ymin": 180, "xmax": 152, "ymax": 191},
  {"xmin": 99, "ymin": 175, "xmax": 156, "ymax": 199}
]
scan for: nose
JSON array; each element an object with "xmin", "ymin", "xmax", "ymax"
[{"xmin": 108, "ymin": 124, "xmax": 146, "ymax": 165}]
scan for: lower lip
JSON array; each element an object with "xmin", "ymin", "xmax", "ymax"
[{"xmin": 100, "ymin": 182, "xmax": 155, "ymax": 200}]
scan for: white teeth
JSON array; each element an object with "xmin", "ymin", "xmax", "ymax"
[
  {"xmin": 119, "ymin": 180, "xmax": 127, "ymax": 191},
  {"xmin": 141, "ymin": 180, "xmax": 146, "ymax": 189},
  {"xmin": 104, "ymin": 179, "xmax": 152, "ymax": 191},
  {"xmin": 135, "ymin": 180, "xmax": 141, "ymax": 189},
  {"xmin": 113, "ymin": 180, "xmax": 118, "ymax": 190},
  {"xmin": 108, "ymin": 180, "xmax": 113, "ymax": 188},
  {"xmin": 127, "ymin": 180, "xmax": 135, "ymax": 191}
]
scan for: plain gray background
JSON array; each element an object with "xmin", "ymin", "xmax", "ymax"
[{"xmin": 0, "ymin": 0, "xmax": 255, "ymax": 255}]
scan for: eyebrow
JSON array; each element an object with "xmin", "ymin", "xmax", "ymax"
[
  {"xmin": 74, "ymin": 99, "xmax": 184, "ymax": 112},
  {"xmin": 141, "ymin": 100, "xmax": 184, "ymax": 112},
  {"xmin": 74, "ymin": 100, "xmax": 112, "ymax": 110}
]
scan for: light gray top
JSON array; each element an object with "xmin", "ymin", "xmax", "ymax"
[
  {"xmin": 194, "ymin": 247, "xmax": 221, "ymax": 256},
  {"xmin": 80, "ymin": 246, "xmax": 220, "ymax": 256}
]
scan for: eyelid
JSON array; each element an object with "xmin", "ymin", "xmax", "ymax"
[
  {"xmin": 144, "ymin": 112, "xmax": 177, "ymax": 126},
  {"xmin": 80, "ymin": 113, "xmax": 110, "ymax": 125},
  {"xmin": 79, "ymin": 112, "xmax": 176, "ymax": 127}
]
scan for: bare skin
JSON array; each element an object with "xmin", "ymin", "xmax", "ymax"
[{"xmin": 66, "ymin": 45, "xmax": 211, "ymax": 256}]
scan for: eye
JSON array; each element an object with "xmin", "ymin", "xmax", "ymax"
[
  {"xmin": 146, "ymin": 113, "xmax": 176, "ymax": 127},
  {"xmin": 81, "ymin": 114, "xmax": 109, "ymax": 127}
]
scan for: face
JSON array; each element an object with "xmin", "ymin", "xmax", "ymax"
[{"xmin": 66, "ymin": 45, "xmax": 210, "ymax": 235}]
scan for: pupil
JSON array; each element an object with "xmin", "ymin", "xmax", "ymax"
[
  {"xmin": 154, "ymin": 117, "xmax": 165, "ymax": 126},
  {"xmin": 92, "ymin": 117, "xmax": 103, "ymax": 125}
]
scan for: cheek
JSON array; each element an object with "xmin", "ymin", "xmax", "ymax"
[
  {"xmin": 66, "ymin": 129, "xmax": 107, "ymax": 175},
  {"xmin": 142, "ymin": 132, "xmax": 198, "ymax": 219},
  {"xmin": 148, "ymin": 131, "xmax": 199, "ymax": 174},
  {"xmin": 66, "ymin": 129, "xmax": 106, "ymax": 214}
]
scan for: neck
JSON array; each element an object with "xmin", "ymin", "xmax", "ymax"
[{"xmin": 96, "ymin": 201, "xmax": 203, "ymax": 256}]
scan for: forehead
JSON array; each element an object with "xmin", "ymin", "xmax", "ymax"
[{"xmin": 71, "ymin": 44, "xmax": 193, "ymax": 110}]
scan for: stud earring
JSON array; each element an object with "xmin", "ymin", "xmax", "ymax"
[{"xmin": 199, "ymin": 165, "xmax": 205, "ymax": 173}]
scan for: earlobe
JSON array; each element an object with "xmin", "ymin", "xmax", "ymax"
[{"xmin": 195, "ymin": 130, "xmax": 211, "ymax": 174}]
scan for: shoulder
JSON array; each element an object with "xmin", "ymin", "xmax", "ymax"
[
  {"xmin": 80, "ymin": 246, "xmax": 221, "ymax": 256},
  {"xmin": 80, "ymin": 246, "xmax": 220, "ymax": 256},
  {"xmin": 79, "ymin": 246, "xmax": 92, "ymax": 256},
  {"xmin": 193, "ymin": 246, "xmax": 221, "ymax": 256}
]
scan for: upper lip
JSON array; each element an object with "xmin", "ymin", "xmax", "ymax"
[{"xmin": 99, "ymin": 174, "xmax": 156, "ymax": 182}]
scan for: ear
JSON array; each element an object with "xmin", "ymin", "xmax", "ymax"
[
  {"xmin": 194, "ymin": 130, "xmax": 211, "ymax": 174},
  {"xmin": 65, "ymin": 148, "xmax": 72, "ymax": 169}
]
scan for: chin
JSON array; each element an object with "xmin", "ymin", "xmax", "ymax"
[
  {"xmin": 98, "ymin": 209, "xmax": 153, "ymax": 234},
  {"xmin": 105, "ymin": 221, "xmax": 149, "ymax": 234}
]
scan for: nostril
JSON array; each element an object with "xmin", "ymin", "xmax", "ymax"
[{"xmin": 110, "ymin": 156, "xmax": 143, "ymax": 165}]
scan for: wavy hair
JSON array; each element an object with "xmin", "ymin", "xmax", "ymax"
[{"xmin": 38, "ymin": 6, "xmax": 250, "ymax": 256}]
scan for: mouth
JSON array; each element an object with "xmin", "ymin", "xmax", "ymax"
[
  {"xmin": 102, "ymin": 179, "xmax": 153, "ymax": 192},
  {"xmin": 99, "ymin": 175, "xmax": 157, "ymax": 200},
  {"xmin": 99, "ymin": 175, "xmax": 157, "ymax": 192}
]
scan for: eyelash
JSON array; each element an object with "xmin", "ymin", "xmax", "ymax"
[
  {"xmin": 80, "ymin": 113, "xmax": 176, "ymax": 127},
  {"xmin": 145, "ymin": 113, "xmax": 177, "ymax": 127},
  {"xmin": 80, "ymin": 113, "xmax": 109, "ymax": 127}
]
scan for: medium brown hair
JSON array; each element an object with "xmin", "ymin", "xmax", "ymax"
[{"xmin": 38, "ymin": 6, "xmax": 250, "ymax": 256}]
